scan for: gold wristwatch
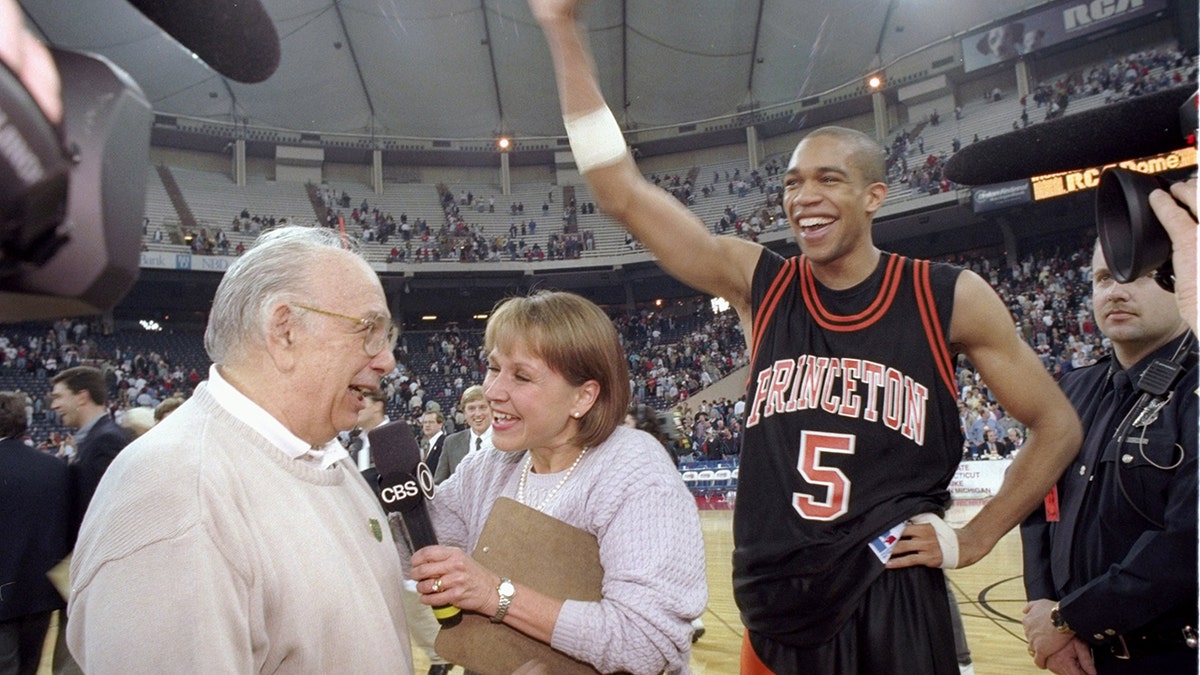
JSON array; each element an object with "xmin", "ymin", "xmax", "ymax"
[
  {"xmin": 491, "ymin": 578, "xmax": 515, "ymax": 623},
  {"xmin": 1050, "ymin": 603, "xmax": 1071, "ymax": 634}
]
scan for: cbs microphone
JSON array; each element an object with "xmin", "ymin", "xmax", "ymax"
[{"xmin": 367, "ymin": 420, "xmax": 462, "ymax": 628}]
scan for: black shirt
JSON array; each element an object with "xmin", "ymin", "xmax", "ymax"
[{"xmin": 1022, "ymin": 332, "xmax": 1198, "ymax": 644}]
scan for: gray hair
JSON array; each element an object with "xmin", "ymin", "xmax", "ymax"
[{"xmin": 204, "ymin": 226, "xmax": 365, "ymax": 364}]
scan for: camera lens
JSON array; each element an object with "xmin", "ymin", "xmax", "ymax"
[{"xmin": 1096, "ymin": 167, "xmax": 1173, "ymax": 288}]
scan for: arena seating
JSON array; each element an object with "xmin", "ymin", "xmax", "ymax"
[{"xmin": 129, "ymin": 42, "xmax": 1194, "ymax": 269}]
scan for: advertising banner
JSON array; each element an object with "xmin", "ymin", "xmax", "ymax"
[{"xmin": 961, "ymin": 0, "xmax": 1169, "ymax": 72}]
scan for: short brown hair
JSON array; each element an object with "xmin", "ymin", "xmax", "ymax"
[
  {"xmin": 460, "ymin": 384, "xmax": 485, "ymax": 407},
  {"xmin": 485, "ymin": 291, "xmax": 629, "ymax": 448},
  {"xmin": 0, "ymin": 391, "xmax": 27, "ymax": 438},
  {"xmin": 154, "ymin": 396, "xmax": 186, "ymax": 422},
  {"xmin": 51, "ymin": 366, "xmax": 107, "ymax": 406}
]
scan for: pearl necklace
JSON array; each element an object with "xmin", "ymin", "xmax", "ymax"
[{"xmin": 516, "ymin": 447, "xmax": 589, "ymax": 512}]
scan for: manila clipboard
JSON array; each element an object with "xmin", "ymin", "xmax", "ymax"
[{"xmin": 434, "ymin": 496, "xmax": 604, "ymax": 675}]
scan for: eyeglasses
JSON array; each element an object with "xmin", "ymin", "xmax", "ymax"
[{"xmin": 292, "ymin": 304, "xmax": 398, "ymax": 356}]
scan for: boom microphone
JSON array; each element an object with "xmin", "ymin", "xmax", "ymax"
[
  {"xmin": 367, "ymin": 420, "xmax": 462, "ymax": 628},
  {"xmin": 124, "ymin": 0, "xmax": 281, "ymax": 84},
  {"xmin": 943, "ymin": 86, "xmax": 1196, "ymax": 185}
]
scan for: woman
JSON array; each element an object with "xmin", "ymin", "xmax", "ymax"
[{"xmin": 410, "ymin": 291, "xmax": 706, "ymax": 675}]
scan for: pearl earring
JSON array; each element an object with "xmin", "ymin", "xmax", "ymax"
[{"xmin": 572, "ymin": 412, "xmax": 581, "ymax": 418}]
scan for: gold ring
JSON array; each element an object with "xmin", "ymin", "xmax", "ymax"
[
  {"xmin": 1027, "ymin": 645, "xmax": 1035, "ymax": 656},
  {"xmin": 431, "ymin": 577, "xmax": 442, "ymax": 593}
]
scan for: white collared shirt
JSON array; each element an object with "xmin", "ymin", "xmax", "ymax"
[
  {"xmin": 355, "ymin": 417, "xmax": 389, "ymax": 472},
  {"xmin": 206, "ymin": 365, "xmax": 349, "ymax": 470},
  {"xmin": 423, "ymin": 430, "xmax": 445, "ymax": 460},
  {"xmin": 468, "ymin": 427, "xmax": 493, "ymax": 454}
]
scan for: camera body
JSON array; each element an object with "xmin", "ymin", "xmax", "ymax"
[
  {"xmin": 1096, "ymin": 168, "xmax": 1178, "ymax": 291},
  {"xmin": 0, "ymin": 48, "xmax": 151, "ymax": 321},
  {"xmin": 1096, "ymin": 90, "xmax": 1198, "ymax": 292}
]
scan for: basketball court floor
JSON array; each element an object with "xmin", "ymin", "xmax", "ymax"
[{"xmin": 406, "ymin": 501, "xmax": 1042, "ymax": 674}]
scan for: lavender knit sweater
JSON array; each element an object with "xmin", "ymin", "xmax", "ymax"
[{"xmin": 430, "ymin": 425, "xmax": 706, "ymax": 675}]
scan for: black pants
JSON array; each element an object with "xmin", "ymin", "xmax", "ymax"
[
  {"xmin": 1092, "ymin": 645, "xmax": 1197, "ymax": 674},
  {"xmin": 748, "ymin": 566, "xmax": 958, "ymax": 675},
  {"xmin": 0, "ymin": 611, "xmax": 53, "ymax": 675}
]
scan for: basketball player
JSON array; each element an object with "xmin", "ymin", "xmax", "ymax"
[{"xmin": 528, "ymin": 1, "xmax": 1082, "ymax": 672}]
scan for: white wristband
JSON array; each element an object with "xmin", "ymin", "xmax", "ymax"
[
  {"xmin": 563, "ymin": 107, "xmax": 627, "ymax": 173},
  {"xmin": 909, "ymin": 513, "xmax": 960, "ymax": 569}
]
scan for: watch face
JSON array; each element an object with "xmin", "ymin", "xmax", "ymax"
[
  {"xmin": 1051, "ymin": 607, "xmax": 1066, "ymax": 629},
  {"xmin": 499, "ymin": 580, "xmax": 515, "ymax": 597}
]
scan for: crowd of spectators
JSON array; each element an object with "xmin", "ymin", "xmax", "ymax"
[
  {"xmin": 1053, "ymin": 44, "xmax": 1193, "ymax": 104},
  {"xmin": 0, "ymin": 234, "xmax": 1121, "ymax": 468},
  {"xmin": 12, "ymin": 38, "xmax": 1190, "ymax": 462},
  {"xmin": 181, "ymin": 224, "xmax": 245, "ymax": 256},
  {"xmin": 946, "ymin": 241, "xmax": 1102, "ymax": 459},
  {"xmin": 0, "ymin": 318, "xmax": 201, "ymax": 457},
  {"xmin": 886, "ymin": 126, "xmax": 958, "ymax": 197},
  {"xmin": 416, "ymin": 186, "xmax": 595, "ymax": 262},
  {"xmin": 134, "ymin": 41, "xmax": 1193, "ymax": 274}
]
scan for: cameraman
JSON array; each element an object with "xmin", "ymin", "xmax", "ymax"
[{"xmin": 1021, "ymin": 177, "xmax": 1198, "ymax": 674}]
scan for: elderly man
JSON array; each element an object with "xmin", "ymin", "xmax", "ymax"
[{"xmin": 67, "ymin": 227, "xmax": 414, "ymax": 673}]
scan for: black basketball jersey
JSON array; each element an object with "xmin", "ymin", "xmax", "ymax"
[{"xmin": 733, "ymin": 249, "xmax": 964, "ymax": 646}]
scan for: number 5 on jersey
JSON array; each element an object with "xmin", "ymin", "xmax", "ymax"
[{"xmin": 792, "ymin": 431, "xmax": 856, "ymax": 521}]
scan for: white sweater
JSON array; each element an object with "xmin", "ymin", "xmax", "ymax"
[{"xmin": 68, "ymin": 385, "xmax": 414, "ymax": 674}]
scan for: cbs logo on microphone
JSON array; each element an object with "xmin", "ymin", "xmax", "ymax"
[{"xmin": 380, "ymin": 462, "xmax": 435, "ymax": 504}]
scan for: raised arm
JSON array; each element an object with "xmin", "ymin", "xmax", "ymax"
[{"xmin": 529, "ymin": 0, "xmax": 760, "ymax": 314}]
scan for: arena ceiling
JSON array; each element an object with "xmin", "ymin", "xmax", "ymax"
[{"xmin": 23, "ymin": 0, "xmax": 1050, "ymax": 141}]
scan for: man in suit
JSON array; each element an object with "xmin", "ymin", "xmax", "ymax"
[
  {"xmin": 0, "ymin": 391, "xmax": 72, "ymax": 675},
  {"xmin": 973, "ymin": 428, "xmax": 1008, "ymax": 460},
  {"xmin": 350, "ymin": 388, "xmax": 388, "ymax": 476},
  {"xmin": 433, "ymin": 385, "xmax": 492, "ymax": 485},
  {"xmin": 420, "ymin": 410, "xmax": 446, "ymax": 476},
  {"xmin": 49, "ymin": 366, "xmax": 130, "ymax": 538}
]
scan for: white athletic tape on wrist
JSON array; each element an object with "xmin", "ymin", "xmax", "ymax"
[
  {"xmin": 563, "ymin": 107, "xmax": 627, "ymax": 173},
  {"xmin": 909, "ymin": 513, "xmax": 960, "ymax": 569}
]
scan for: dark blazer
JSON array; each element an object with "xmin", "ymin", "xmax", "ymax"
[
  {"xmin": 71, "ymin": 414, "xmax": 131, "ymax": 540},
  {"xmin": 434, "ymin": 429, "xmax": 472, "ymax": 485},
  {"xmin": 0, "ymin": 438, "xmax": 72, "ymax": 621},
  {"xmin": 423, "ymin": 432, "xmax": 445, "ymax": 478}
]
